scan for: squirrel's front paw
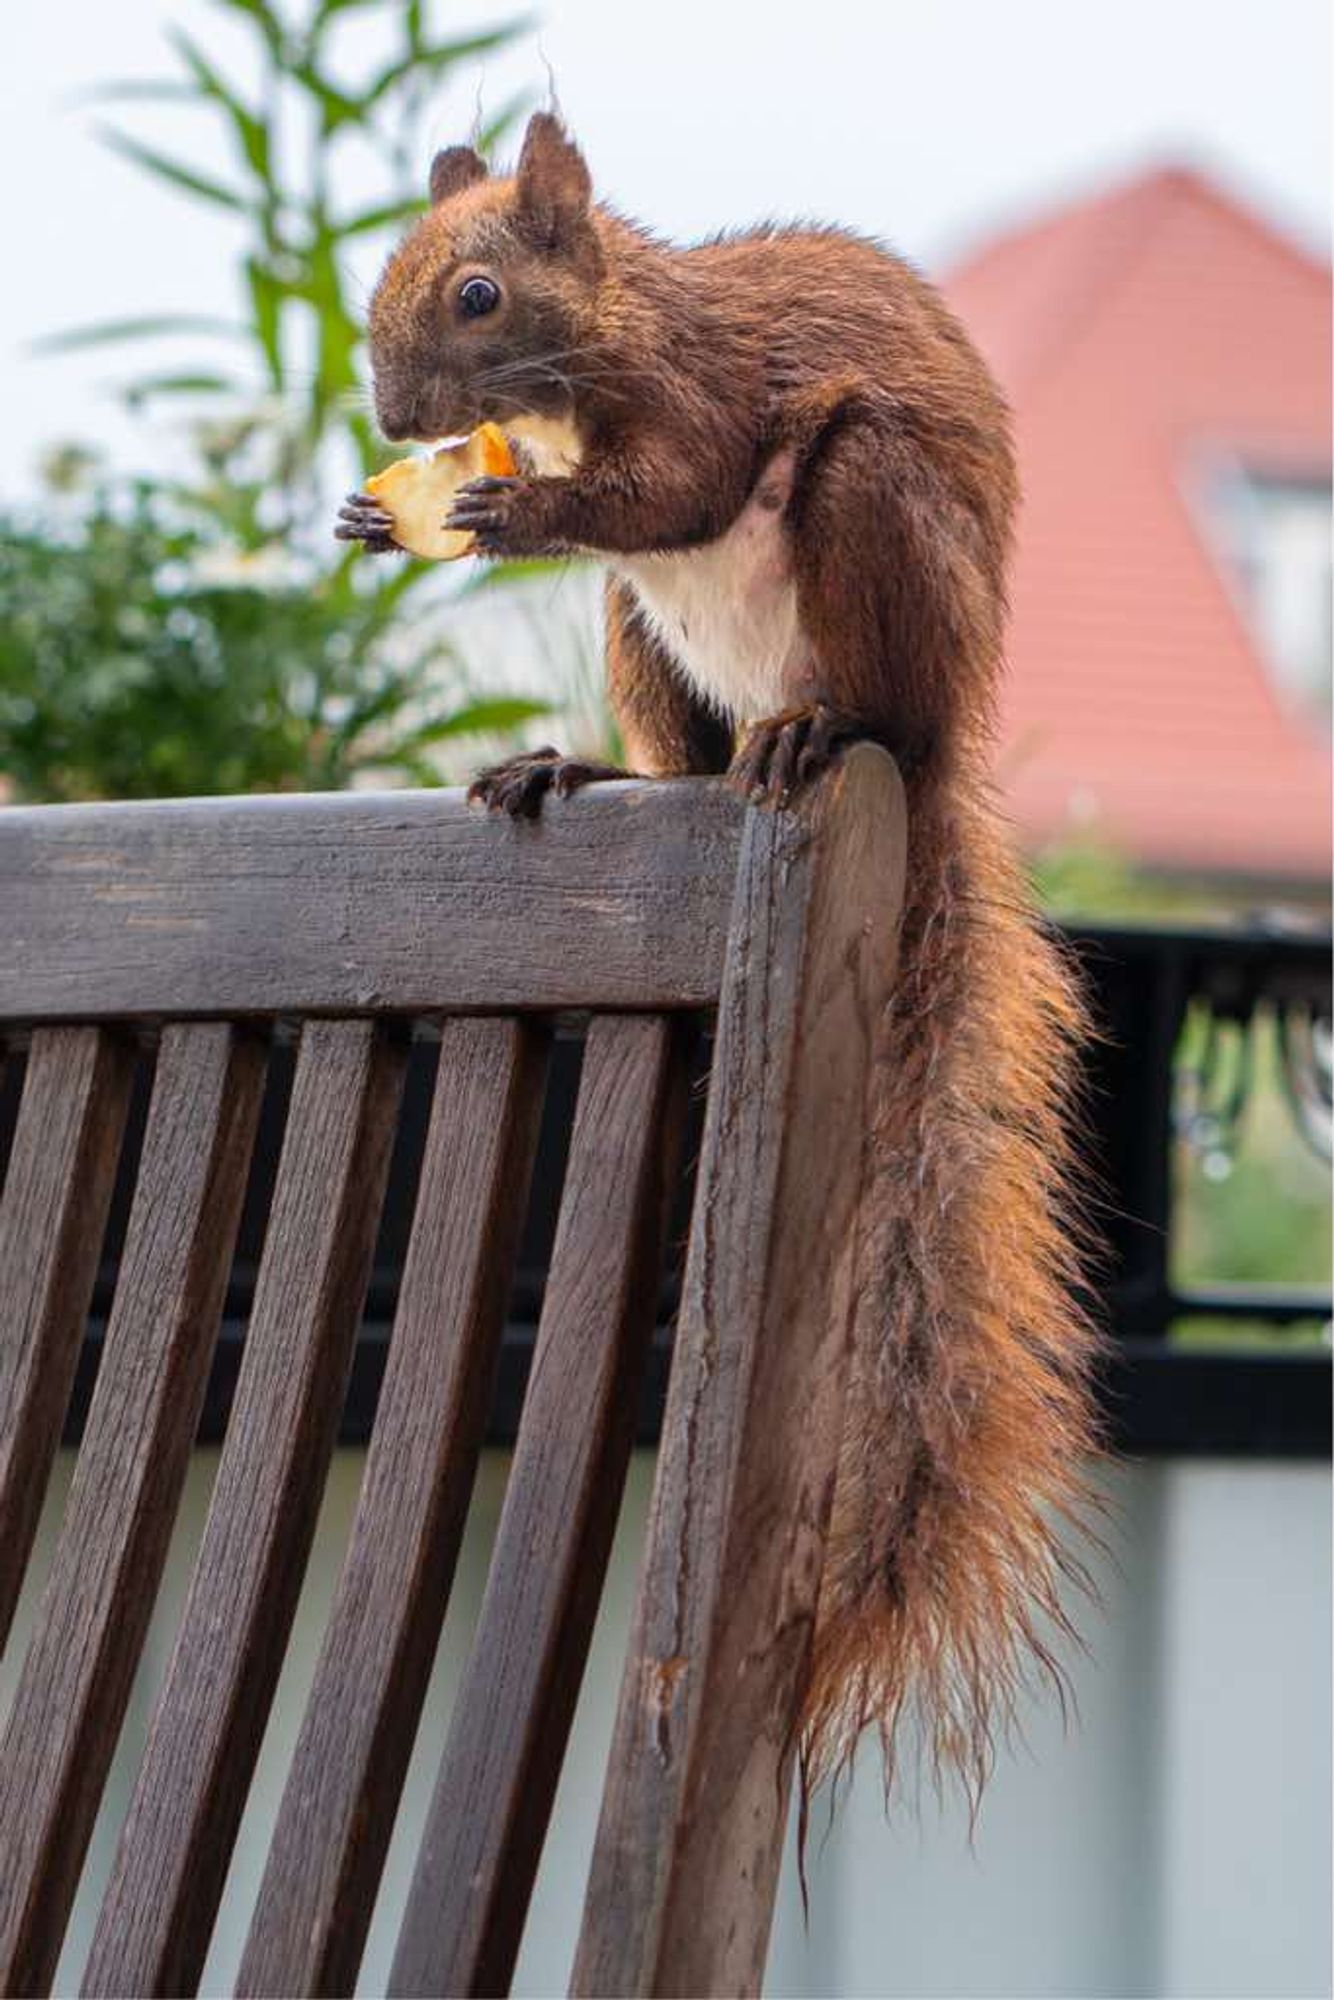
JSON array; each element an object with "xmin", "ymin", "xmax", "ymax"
[
  {"xmin": 469, "ymin": 747, "xmax": 626, "ymax": 818},
  {"xmin": 334, "ymin": 492, "xmax": 399, "ymax": 553},
  {"xmin": 447, "ymin": 475, "xmax": 550, "ymax": 557}
]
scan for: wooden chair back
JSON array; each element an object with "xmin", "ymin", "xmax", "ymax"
[{"xmin": 0, "ymin": 746, "xmax": 905, "ymax": 1998}]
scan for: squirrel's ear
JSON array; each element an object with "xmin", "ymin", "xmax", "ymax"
[
  {"xmin": 514, "ymin": 112, "xmax": 592, "ymax": 245},
  {"xmin": 429, "ymin": 146, "xmax": 488, "ymax": 205}
]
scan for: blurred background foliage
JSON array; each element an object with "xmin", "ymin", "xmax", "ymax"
[
  {"xmin": 0, "ymin": 490, "xmax": 544, "ymax": 798},
  {"xmin": 1172, "ymin": 1007, "xmax": 1331, "ymax": 1347},
  {"xmin": 46, "ymin": 0, "xmax": 532, "ymax": 532},
  {"xmin": 0, "ymin": 0, "xmax": 547, "ymax": 801}
]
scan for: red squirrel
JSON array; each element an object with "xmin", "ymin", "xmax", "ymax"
[{"xmin": 341, "ymin": 113, "xmax": 1100, "ymax": 1803}]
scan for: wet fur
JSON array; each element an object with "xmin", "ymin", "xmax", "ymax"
[{"xmin": 369, "ymin": 116, "xmax": 1102, "ymax": 1805}]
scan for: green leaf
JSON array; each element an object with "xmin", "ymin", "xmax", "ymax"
[
  {"xmin": 120, "ymin": 372, "xmax": 239, "ymax": 407},
  {"xmin": 348, "ymin": 410, "xmax": 379, "ymax": 474},
  {"xmin": 31, "ymin": 314, "xmax": 245, "ymax": 356},
  {"xmin": 399, "ymin": 696, "xmax": 551, "ymax": 748},
  {"xmin": 96, "ymin": 125, "xmax": 253, "ymax": 213},
  {"xmin": 290, "ymin": 61, "xmax": 363, "ymax": 136},
  {"xmin": 305, "ymin": 224, "xmax": 362, "ymax": 412},
  {"xmin": 203, "ymin": 0, "xmax": 284, "ymax": 60},
  {"xmin": 74, "ymin": 79, "xmax": 200, "ymax": 106},
  {"xmin": 333, "ymin": 558, "xmax": 438, "ymax": 625},
  {"xmin": 245, "ymin": 258, "xmax": 283, "ymax": 388},
  {"xmin": 389, "ymin": 754, "xmax": 447, "ymax": 788},
  {"xmin": 165, "ymin": 26, "xmax": 272, "ymax": 183},
  {"xmin": 371, "ymin": 560, "xmax": 438, "ymax": 612},
  {"xmin": 338, "ymin": 195, "xmax": 427, "ymax": 238},
  {"xmin": 328, "ymin": 666, "xmax": 432, "ymax": 751},
  {"xmin": 313, "ymin": 0, "xmax": 386, "ymax": 21},
  {"xmin": 459, "ymin": 556, "xmax": 581, "ymax": 595},
  {"xmin": 359, "ymin": 20, "xmax": 535, "ymax": 114}
]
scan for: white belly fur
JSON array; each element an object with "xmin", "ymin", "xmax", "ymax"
[
  {"xmin": 509, "ymin": 421, "xmax": 811, "ymax": 725},
  {"xmin": 614, "ymin": 449, "xmax": 811, "ymax": 724}
]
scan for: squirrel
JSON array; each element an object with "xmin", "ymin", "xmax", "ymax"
[{"xmin": 340, "ymin": 112, "xmax": 1101, "ymax": 1807}]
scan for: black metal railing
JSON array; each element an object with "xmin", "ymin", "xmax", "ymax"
[{"xmin": 1066, "ymin": 921, "xmax": 1330, "ymax": 1453}]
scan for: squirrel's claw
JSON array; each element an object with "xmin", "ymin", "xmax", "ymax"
[
  {"xmin": 729, "ymin": 704, "xmax": 867, "ymax": 808},
  {"xmin": 447, "ymin": 474, "xmax": 531, "ymax": 555},
  {"xmin": 469, "ymin": 747, "xmax": 626, "ymax": 819},
  {"xmin": 335, "ymin": 492, "xmax": 398, "ymax": 553}
]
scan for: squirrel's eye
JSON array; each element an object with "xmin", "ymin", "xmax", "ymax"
[{"xmin": 458, "ymin": 275, "xmax": 501, "ymax": 319}]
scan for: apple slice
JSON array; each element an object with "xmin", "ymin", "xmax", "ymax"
[{"xmin": 363, "ymin": 422, "xmax": 516, "ymax": 561}]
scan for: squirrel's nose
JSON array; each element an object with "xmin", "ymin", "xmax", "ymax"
[{"xmin": 374, "ymin": 385, "xmax": 423, "ymax": 442}]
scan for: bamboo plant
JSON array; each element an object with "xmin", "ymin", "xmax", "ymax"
[{"xmin": 6, "ymin": 1, "xmax": 551, "ymax": 801}]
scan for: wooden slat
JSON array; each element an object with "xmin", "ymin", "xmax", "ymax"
[
  {"xmin": 389, "ymin": 1013, "xmax": 689, "ymax": 2000},
  {"xmin": 0, "ymin": 1027, "xmax": 132, "ymax": 1649},
  {"xmin": 572, "ymin": 744, "xmax": 907, "ymax": 1998},
  {"xmin": 237, "ymin": 1017, "xmax": 550, "ymax": 2000},
  {"xmin": 0, "ymin": 1022, "xmax": 265, "ymax": 1997},
  {"xmin": 1, "ymin": 780, "xmax": 744, "ymax": 1023},
  {"xmin": 81, "ymin": 1019, "xmax": 406, "ymax": 1998}
]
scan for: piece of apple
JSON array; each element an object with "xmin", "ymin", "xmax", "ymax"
[{"xmin": 363, "ymin": 422, "xmax": 516, "ymax": 561}]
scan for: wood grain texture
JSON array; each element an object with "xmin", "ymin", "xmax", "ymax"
[
  {"xmin": 81, "ymin": 1020, "xmax": 406, "ymax": 1999},
  {"xmin": 0, "ymin": 1023, "xmax": 265, "ymax": 1998},
  {"xmin": 237, "ymin": 1017, "xmax": 550, "ymax": 2000},
  {"xmin": 390, "ymin": 1013, "xmax": 690, "ymax": 2000},
  {"xmin": 0, "ymin": 1027, "xmax": 132, "ymax": 1649},
  {"xmin": 1, "ymin": 780, "xmax": 743, "ymax": 1022},
  {"xmin": 572, "ymin": 744, "xmax": 908, "ymax": 1999}
]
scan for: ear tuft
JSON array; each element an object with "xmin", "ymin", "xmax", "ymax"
[
  {"xmin": 429, "ymin": 146, "xmax": 488, "ymax": 205},
  {"xmin": 515, "ymin": 112, "xmax": 592, "ymax": 246}
]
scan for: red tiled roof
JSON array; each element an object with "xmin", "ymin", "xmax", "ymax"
[{"xmin": 943, "ymin": 164, "xmax": 1332, "ymax": 882}]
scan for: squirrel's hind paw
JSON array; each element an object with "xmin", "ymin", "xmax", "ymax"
[{"xmin": 729, "ymin": 704, "xmax": 866, "ymax": 807}]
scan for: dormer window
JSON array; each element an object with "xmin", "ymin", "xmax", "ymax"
[{"xmin": 1209, "ymin": 466, "xmax": 1333, "ymax": 717}]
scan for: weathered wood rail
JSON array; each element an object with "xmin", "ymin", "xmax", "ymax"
[{"xmin": 0, "ymin": 748, "xmax": 905, "ymax": 1998}]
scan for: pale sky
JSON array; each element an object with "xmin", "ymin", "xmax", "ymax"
[{"xmin": 1, "ymin": 0, "xmax": 1329, "ymax": 499}]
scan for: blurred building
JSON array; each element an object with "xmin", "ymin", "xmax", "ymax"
[{"xmin": 945, "ymin": 165, "xmax": 1332, "ymax": 891}]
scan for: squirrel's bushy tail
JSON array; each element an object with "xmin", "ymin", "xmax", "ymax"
[{"xmin": 802, "ymin": 764, "xmax": 1102, "ymax": 1805}]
